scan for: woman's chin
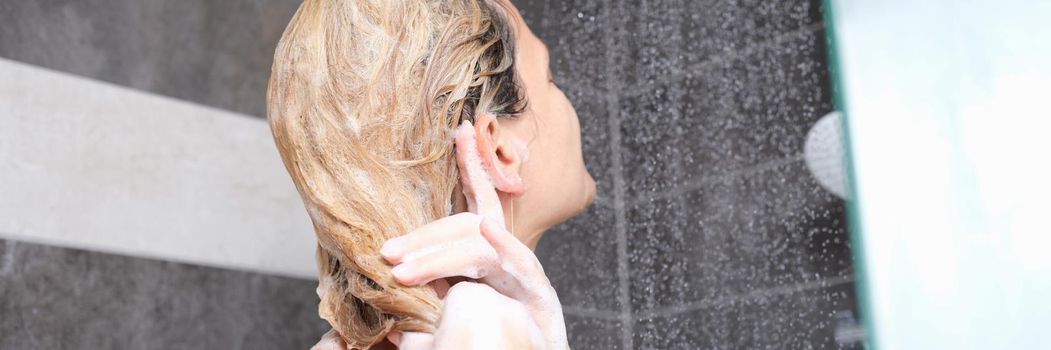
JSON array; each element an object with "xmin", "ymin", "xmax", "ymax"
[
  {"xmin": 575, "ymin": 173, "xmax": 598, "ymax": 215},
  {"xmin": 528, "ymin": 172, "xmax": 597, "ymax": 233},
  {"xmin": 584, "ymin": 175, "xmax": 597, "ymax": 205}
]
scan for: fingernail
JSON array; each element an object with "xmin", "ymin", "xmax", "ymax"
[
  {"xmin": 391, "ymin": 264, "xmax": 414, "ymax": 283},
  {"xmin": 387, "ymin": 331, "xmax": 402, "ymax": 346},
  {"xmin": 380, "ymin": 240, "xmax": 398, "ymax": 259}
]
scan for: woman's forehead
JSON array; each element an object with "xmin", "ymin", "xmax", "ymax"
[{"xmin": 499, "ymin": 1, "xmax": 546, "ymax": 60}]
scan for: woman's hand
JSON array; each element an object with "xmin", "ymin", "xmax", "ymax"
[
  {"xmin": 311, "ymin": 122, "xmax": 568, "ymax": 350},
  {"xmin": 380, "ymin": 122, "xmax": 569, "ymax": 349},
  {"xmin": 379, "ymin": 213, "xmax": 565, "ymax": 350}
]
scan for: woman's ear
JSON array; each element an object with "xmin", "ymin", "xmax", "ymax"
[{"xmin": 472, "ymin": 114, "xmax": 525, "ymax": 196}]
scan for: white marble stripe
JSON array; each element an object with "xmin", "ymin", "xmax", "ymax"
[{"xmin": 0, "ymin": 58, "xmax": 318, "ymax": 279}]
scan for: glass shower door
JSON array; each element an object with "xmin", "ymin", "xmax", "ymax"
[{"xmin": 824, "ymin": 0, "xmax": 1051, "ymax": 348}]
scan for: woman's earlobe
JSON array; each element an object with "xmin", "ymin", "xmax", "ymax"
[
  {"xmin": 473, "ymin": 114, "xmax": 525, "ymax": 196},
  {"xmin": 493, "ymin": 160, "xmax": 525, "ymax": 196}
]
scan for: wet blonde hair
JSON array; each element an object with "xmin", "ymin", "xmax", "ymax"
[{"xmin": 266, "ymin": 0, "xmax": 523, "ymax": 348}]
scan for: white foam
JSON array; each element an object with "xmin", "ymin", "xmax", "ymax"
[
  {"xmin": 339, "ymin": 101, "xmax": 361, "ymax": 136},
  {"xmin": 455, "ymin": 122, "xmax": 504, "ymax": 227},
  {"xmin": 350, "ymin": 168, "xmax": 375, "ymax": 195}
]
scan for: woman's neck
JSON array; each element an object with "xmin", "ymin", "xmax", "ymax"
[
  {"xmin": 503, "ymin": 196, "xmax": 546, "ymax": 250},
  {"xmin": 451, "ymin": 190, "xmax": 544, "ymax": 250}
]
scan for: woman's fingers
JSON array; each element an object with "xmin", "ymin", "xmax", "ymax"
[
  {"xmin": 381, "ymin": 212, "xmax": 480, "ymax": 264},
  {"xmin": 390, "ymin": 237, "xmax": 498, "ymax": 286},
  {"xmin": 478, "ymin": 217, "xmax": 533, "ymax": 260},
  {"xmin": 386, "ymin": 121, "xmax": 547, "ymax": 294},
  {"xmin": 479, "ymin": 219, "xmax": 568, "ymax": 350},
  {"xmin": 387, "ymin": 331, "xmax": 433, "ymax": 350},
  {"xmin": 454, "ymin": 121, "xmax": 505, "ymax": 227},
  {"xmin": 478, "ymin": 218, "xmax": 548, "ymax": 296}
]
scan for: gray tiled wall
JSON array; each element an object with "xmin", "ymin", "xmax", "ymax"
[
  {"xmin": 0, "ymin": 239, "xmax": 328, "ymax": 349},
  {"xmin": 0, "ymin": 0, "xmax": 300, "ymax": 117},
  {"xmin": 525, "ymin": 0, "xmax": 860, "ymax": 349}
]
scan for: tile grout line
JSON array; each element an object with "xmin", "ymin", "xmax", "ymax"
[
  {"xmin": 600, "ymin": 0, "xmax": 633, "ymax": 348},
  {"xmin": 559, "ymin": 272, "xmax": 857, "ymax": 322},
  {"xmin": 618, "ymin": 20, "xmax": 831, "ymax": 207},
  {"xmin": 666, "ymin": 0, "xmax": 691, "ymax": 328},
  {"xmin": 627, "ymin": 153, "xmax": 806, "ymax": 207},
  {"xmin": 564, "ymin": 6, "xmax": 837, "ymax": 341},
  {"xmin": 587, "ymin": 6, "xmax": 830, "ymax": 346},
  {"xmin": 636, "ymin": 273, "xmax": 856, "ymax": 320},
  {"xmin": 561, "ymin": 304, "xmax": 623, "ymax": 321}
]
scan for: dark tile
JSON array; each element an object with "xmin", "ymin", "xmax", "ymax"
[
  {"xmin": 681, "ymin": 29, "xmax": 833, "ymax": 177},
  {"xmin": 626, "ymin": 160, "xmax": 852, "ymax": 313},
  {"xmin": 532, "ymin": 0, "xmax": 612, "ymax": 95},
  {"xmin": 614, "ymin": 0, "xmax": 690, "ymax": 89},
  {"xmin": 515, "ymin": 0, "xmax": 547, "ymax": 26},
  {"xmin": 617, "ymin": 29, "xmax": 832, "ymax": 200},
  {"xmin": 633, "ymin": 280, "xmax": 859, "ymax": 349},
  {"xmin": 615, "ymin": 0, "xmax": 823, "ymax": 90},
  {"xmin": 683, "ymin": 160, "xmax": 852, "ymax": 301},
  {"xmin": 0, "ymin": 239, "xmax": 328, "ymax": 350},
  {"xmin": 625, "ymin": 196, "xmax": 692, "ymax": 313},
  {"xmin": 564, "ymin": 314, "xmax": 624, "ymax": 350},
  {"xmin": 537, "ymin": 202, "xmax": 621, "ymax": 312},
  {"xmin": 0, "ymin": 0, "xmax": 301, "ymax": 117},
  {"xmin": 573, "ymin": 89, "xmax": 616, "ymax": 201},
  {"xmin": 681, "ymin": 0, "xmax": 823, "ymax": 64},
  {"xmin": 618, "ymin": 85, "xmax": 687, "ymax": 199}
]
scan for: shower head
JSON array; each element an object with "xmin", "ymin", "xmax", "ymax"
[{"xmin": 804, "ymin": 111, "xmax": 850, "ymax": 200}]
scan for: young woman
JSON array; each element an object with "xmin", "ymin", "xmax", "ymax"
[{"xmin": 267, "ymin": 0, "xmax": 594, "ymax": 348}]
